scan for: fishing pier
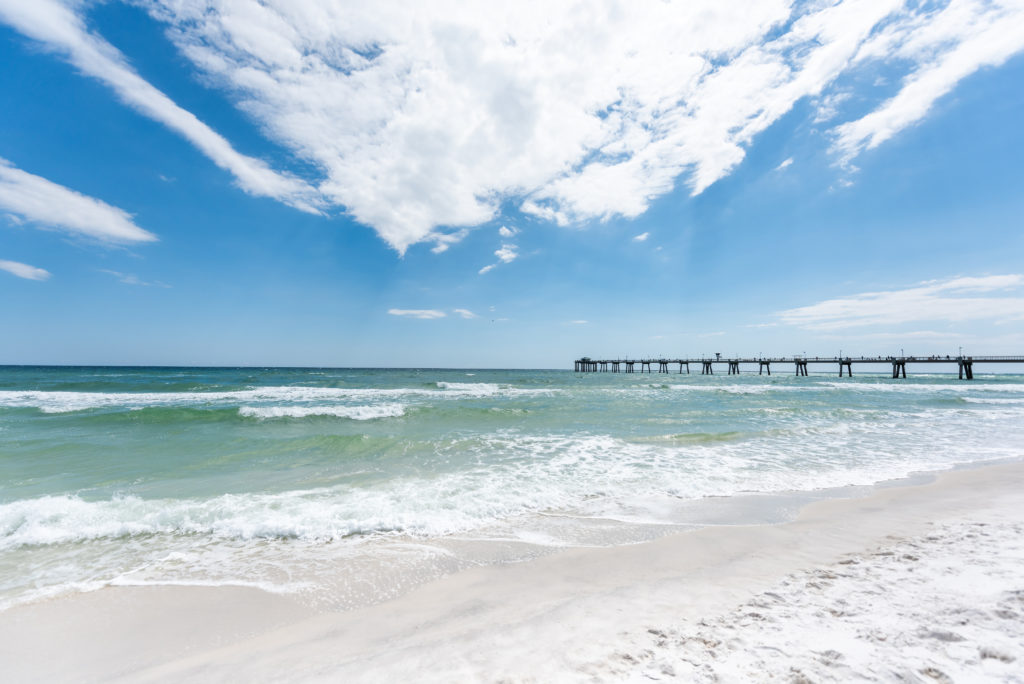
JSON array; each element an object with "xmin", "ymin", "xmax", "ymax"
[{"xmin": 573, "ymin": 355, "xmax": 1024, "ymax": 379}]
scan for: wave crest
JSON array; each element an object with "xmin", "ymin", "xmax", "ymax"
[{"xmin": 238, "ymin": 404, "xmax": 405, "ymax": 420}]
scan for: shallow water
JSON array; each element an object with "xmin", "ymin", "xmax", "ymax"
[{"xmin": 2, "ymin": 366, "xmax": 1023, "ymax": 610}]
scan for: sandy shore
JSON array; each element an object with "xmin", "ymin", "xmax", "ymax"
[{"xmin": 3, "ymin": 461, "xmax": 1023, "ymax": 682}]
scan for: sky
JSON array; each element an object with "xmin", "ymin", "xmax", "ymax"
[{"xmin": 1, "ymin": 0, "xmax": 1024, "ymax": 368}]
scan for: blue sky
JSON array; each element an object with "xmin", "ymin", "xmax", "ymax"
[{"xmin": 2, "ymin": 0, "xmax": 1023, "ymax": 368}]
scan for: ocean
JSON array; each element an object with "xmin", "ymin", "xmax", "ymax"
[{"xmin": 2, "ymin": 365, "xmax": 1023, "ymax": 612}]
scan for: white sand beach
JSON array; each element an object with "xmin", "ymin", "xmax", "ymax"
[{"xmin": 2, "ymin": 461, "xmax": 1022, "ymax": 683}]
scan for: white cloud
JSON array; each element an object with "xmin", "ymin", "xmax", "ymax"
[
  {"xmin": 0, "ymin": 0, "xmax": 321, "ymax": 214},
  {"xmin": 494, "ymin": 244, "xmax": 518, "ymax": 263},
  {"xmin": 775, "ymin": 158, "xmax": 794, "ymax": 171},
  {"xmin": 387, "ymin": 308, "xmax": 446, "ymax": 319},
  {"xmin": 813, "ymin": 91, "xmax": 851, "ymax": 123},
  {"xmin": 8, "ymin": 1, "xmax": 1023, "ymax": 252},
  {"xmin": 823, "ymin": 330, "xmax": 968, "ymax": 341},
  {"xmin": 453, "ymin": 308, "xmax": 478, "ymax": 319},
  {"xmin": 100, "ymin": 269, "xmax": 170, "ymax": 287},
  {"xmin": 498, "ymin": 226, "xmax": 518, "ymax": 238},
  {"xmin": 0, "ymin": 158, "xmax": 156, "ymax": 243},
  {"xmin": 429, "ymin": 227, "xmax": 471, "ymax": 254},
  {"xmin": 835, "ymin": 0, "xmax": 1024, "ymax": 164},
  {"xmin": 134, "ymin": 0, "xmax": 1024, "ymax": 250},
  {"xmin": 0, "ymin": 259, "xmax": 50, "ymax": 281},
  {"xmin": 569, "ymin": 320, "xmax": 588, "ymax": 325},
  {"xmin": 779, "ymin": 275, "xmax": 1024, "ymax": 330},
  {"xmin": 632, "ymin": 232, "xmax": 650, "ymax": 242},
  {"xmin": 479, "ymin": 242, "xmax": 518, "ymax": 274}
]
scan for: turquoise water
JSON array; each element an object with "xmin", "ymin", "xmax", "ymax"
[{"xmin": 2, "ymin": 366, "xmax": 1023, "ymax": 610}]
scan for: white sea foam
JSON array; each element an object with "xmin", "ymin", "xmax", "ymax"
[
  {"xmin": 238, "ymin": 404, "xmax": 406, "ymax": 420},
  {"xmin": 666, "ymin": 384, "xmax": 808, "ymax": 394},
  {"xmin": 435, "ymin": 381, "xmax": 498, "ymax": 391},
  {"xmin": 821, "ymin": 381, "xmax": 1024, "ymax": 393},
  {"xmin": 0, "ymin": 383, "xmax": 540, "ymax": 413},
  {"xmin": 963, "ymin": 396, "xmax": 1024, "ymax": 405},
  {"xmin": 2, "ymin": 417, "xmax": 1009, "ymax": 555}
]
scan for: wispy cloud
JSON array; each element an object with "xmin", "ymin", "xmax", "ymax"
[
  {"xmin": 775, "ymin": 158, "xmax": 793, "ymax": 171},
  {"xmin": 115, "ymin": 0, "xmax": 1024, "ymax": 252},
  {"xmin": 498, "ymin": 226, "xmax": 518, "ymax": 238},
  {"xmin": 819, "ymin": 330, "xmax": 967, "ymax": 341},
  {"xmin": 0, "ymin": 259, "xmax": 50, "ymax": 281},
  {"xmin": 495, "ymin": 244, "xmax": 518, "ymax": 263},
  {"xmin": 8, "ymin": 1, "xmax": 1022, "ymax": 253},
  {"xmin": 453, "ymin": 308, "xmax": 477, "ymax": 319},
  {"xmin": 569, "ymin": 320, "xmax": 588, "ymax": 325},
  {"xmin": 779, "ymin": 275, "xmax": 1024, "ymax": 330},
  {"xmin": 99, "ymin": 269, "xmax": 170, "ymax": 288},
  {"xmin": 0, "ymin": 158, "xmax": 155, "ymax": 243},
  {"xmin": 632, "ymin": 232, "xmax": 650, "ymax": 242},
  {"xmin": 479, "ymin": 243, "xmax": 518, "ymax": 274},
  {"xmin": 0, "ymin": 0, "xmax": 321, "ymax": 214},
  {"xmin": 834, "ymin": 0, "xmax": 1024, "ymax": 165},
  {"xmin": 388, "ymin": 308, "xmax": 446, "ymax": 319}
]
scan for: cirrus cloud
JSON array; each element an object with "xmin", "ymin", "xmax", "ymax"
[
  {"xmin": 0, "ymin": 259, "xmax": 51, "ymax": 281},
  {"xmin": 0, "ymin": 158, "xmax": 155, "ymax": 244},
  {"xmin": 779, "ymin": 275, "xmax": 1024, "ymax": 330},
  {"xmin": 0, "ymin": 0, "xmax": 322, "ymax": 214},
  {"xmin": 388, "ymin": 308, "xmax": 446, "ymax": 319},
  {"xmin": 6, "ymin": 0, "xmax": 1024, "ymax": 253}
]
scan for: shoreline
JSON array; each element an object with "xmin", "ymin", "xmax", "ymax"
[{"xmin": 2, "ymin": 459, "xmax": 1022, "ymax": 681}]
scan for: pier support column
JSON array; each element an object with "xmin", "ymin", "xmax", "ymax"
[
  {"xmin": 728, "ymin": 361, "xmax": 739, "ymax": 374},
  {"xmin": 641, "ymin": 361, "xmax": 652, "ymax": 373},
  {"xmin": 658, "ymin": 361, "xmax": 669, "ymax": 373},
  {"xmin": 702, "ymin": 361, "xmax": 713, "ymax": 375},
  {"xmin": 795, "ymin": 360, "xmax": 808, "ymax": 376},
  {"xmin": 759, "ymin": 361, "xmax": 771, "ymax": 375},
  {"xmin": 958, "ymin": 360, "xmax": 974, "ymax": 380},
  {"xmin": 839, "ymin": 360, "xmax": 852, "ymax": 377},
  {"xmin": 891, "ymin": 361, "xmax": 906, "ymax": 378}
]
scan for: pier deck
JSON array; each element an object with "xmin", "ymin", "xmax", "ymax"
[{"xmin": 573, "ymin": 356, "xmax": 1024, "ymax": 379}]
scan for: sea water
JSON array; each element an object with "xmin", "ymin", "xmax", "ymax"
[{"xmin": 2, "ymin": 366, "xmax": 1023, "ymax": 611}]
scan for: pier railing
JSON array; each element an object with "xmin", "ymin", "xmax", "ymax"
[{"xmin": 572, "ymin": 355, "xmax": 1024, "ymax": 379}]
